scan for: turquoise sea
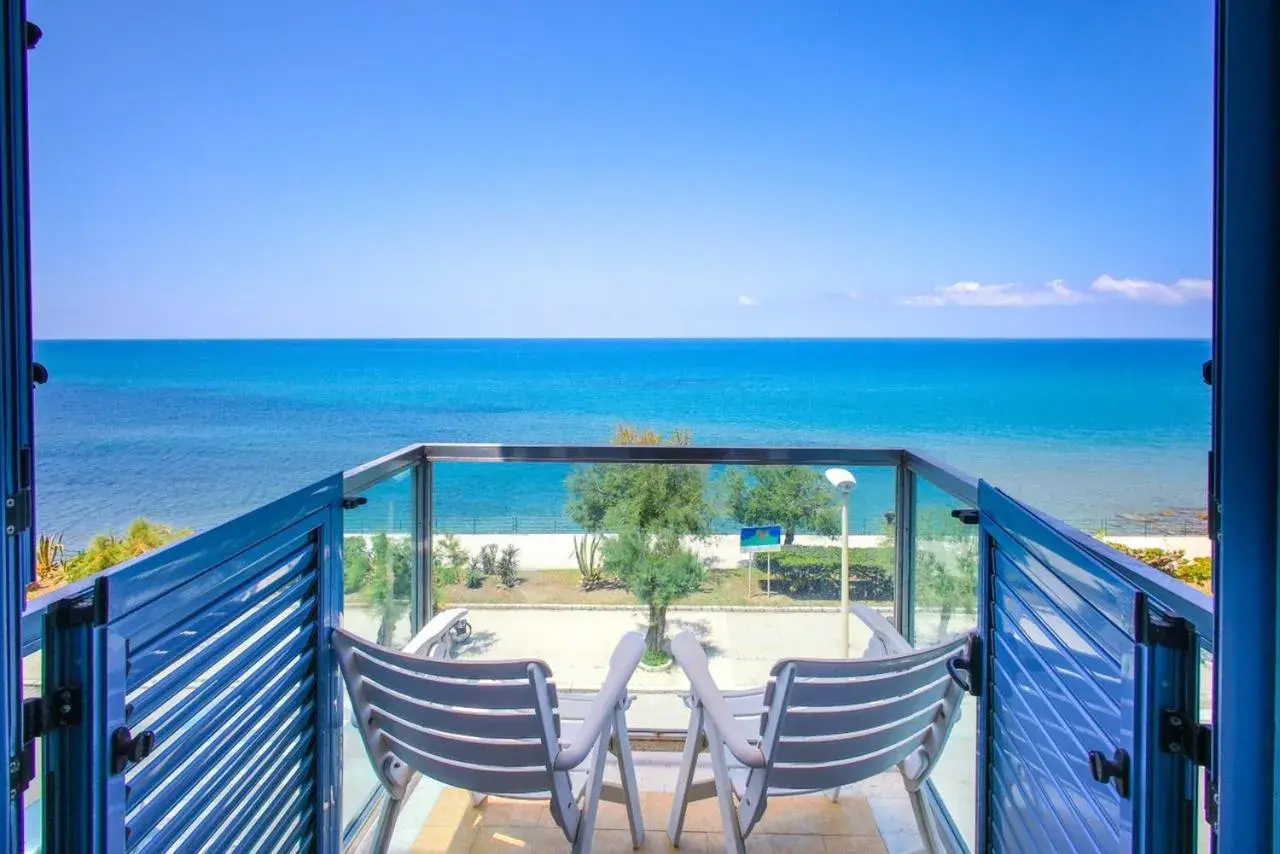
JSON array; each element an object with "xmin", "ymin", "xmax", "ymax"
[{"xmin": 32, "ymin": 339, "xmax": 1212, "ymax": 547}]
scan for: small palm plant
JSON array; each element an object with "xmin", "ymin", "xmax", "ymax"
[{"xmin": 34, "ymin": 533, "xmax": 66, "ymax": 590}]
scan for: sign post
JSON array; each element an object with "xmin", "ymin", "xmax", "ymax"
[{"xmin": 739, "ymin": 525, "xmax": 783, "ymax": 598}]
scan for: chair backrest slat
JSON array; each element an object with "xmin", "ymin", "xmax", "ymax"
[
  {"xmin": 765, "ymin": 728, "xmax": 931, "ymax": 792},
  {"xmin": 361, "ymin": 678, "xmax": 546, "ymax": 740},
  {"xmin": 772, "ymin": 702, "xmax": 942, "ymax": 764},
  {"xmin": 768, "ymin": 648, "xmax": 956, "ymax": 709},
  {"xmin": 331, "ymin": 628, "xmax": 567, "ymax": 804},
  {"xmin": 382, "ymin": 731, "xmax": 553, "ymax": 794},
  {"xmin": 375, "ymin": 708, "xmax": 549, "ymax": 768},
  {"xmin": 752, "ymin": 634, "xmax": 967, "ymax": 802},
  {"xmin": 352, "ymin": 648, "xmax": 552, "ymax": 710},
  {"xmin": 779, "ymin": 673, "xmax": 952, "ymax": 737}
]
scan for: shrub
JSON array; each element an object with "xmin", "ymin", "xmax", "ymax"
[
  {"xmin": 344, "ymin": 537, "xmax": 372, "ymax": 593},
  {"xmin": 1106, "ymin": 542, "xmax": 1212, "ymax": 595},
  {"xmin": 1182, "ymin": 556, "xmax": 1212, "ymax": 591},
  {"xmin": 435, "ymin": 532, "xmax": 468, "ymax": 586},
  {"xmin": 466, "ymin": 557, "xmax": 485, "ymax": 589},
  {"xmin": 769, "ymin": 545, "xmax": 894, "ymax": 601},
  {"xmin": 498, "ymin": 545, "xmax": 520, "ymax": 588},
  {"xmin": 65, "ymin": 519, "xmax": 192, "ymax": 583},
  {"xmin": 573, "ymin": 534, "xmax": 606, "ymax": 589},
  {"xmin": 478, "ymin": 544, "xmax": 499, "ymax": 576}
]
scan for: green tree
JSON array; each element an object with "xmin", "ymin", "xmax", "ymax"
[
  {"xmin": 910, "ymin": 506, "xmax": 979, "ymax": 642},
  {"xmin": 565, "ymin": 426, "xmax": 711, "ymax": 538},
  {"xmin": 344, "ymin": 537, "xmax": 372, "ymax": 593},
  {"xmin": 724, "ymin": 466, "xmax": 840, "ymax": 544},
  {"xmin": 366, "ymin": 533, "xmax": 412, "ymax": 646},
  {"xmin": 565, "ymin": 426, "xmax": 712, "ymax": 653},
  {"xmin": 65, "ymin": 519, "xmax": 193, "ymax": 582},
  {"xmin": 603, "ymin": 529, "xmax": 705, "ymax": 658}
]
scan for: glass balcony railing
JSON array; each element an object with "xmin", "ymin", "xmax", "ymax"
[{"xmin": 18, "ymin": 443, "xmax": 1215, "ymax": 853}]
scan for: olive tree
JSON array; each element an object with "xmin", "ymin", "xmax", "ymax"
[
  {"xmin": 724, "ymin": 466, "xmax": 840, "ymax": 544},
  {"xmin": 565, "ymin": 426, "xmax": 711, "ymax": 657}
]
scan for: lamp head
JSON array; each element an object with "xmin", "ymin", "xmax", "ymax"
[{"xmin": 825, "ymin": 467, "xmax": 856, "ymax": 493}]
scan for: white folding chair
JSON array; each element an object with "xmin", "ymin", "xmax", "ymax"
[
  {"xmin": 333, "ymin": 624, "xmax": 646, "ymax": 854},
  {"xmin": 667, "ymin": 606, "xmax": 970, "ymax": 854}
]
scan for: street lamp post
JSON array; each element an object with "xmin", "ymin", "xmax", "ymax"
[{"xmin": 825, "ymin": 468, "xmax": 857, "ymax": 657}]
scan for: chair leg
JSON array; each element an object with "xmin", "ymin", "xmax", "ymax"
[
  {"xmin": 612, "ymin": 706, "xmax": 646, "ymax": 848},
  {"xmin": 573, "ymin": 720, "xmax": 614, "ymax": 854},
  {"xmin": 826, "ymin": 787, "xmax": 842, "ymax": 803},
  {"xmin": 370, "ymin": 793, "xmax": 404, "ymax": 854},
  {"xmin": 705, "ymin": 721, "xmax": 746, "ymax": 854},
  {"xmin": 667, "ymin": 705, "xmax": 705, "ymax": 846},
  {"xmin": 908, "ymin": 788, "xmax": 940, "ymax": 854},
  {"xmin": 470, "ymin": 791, "xmax": 489, "ymax": 807}
]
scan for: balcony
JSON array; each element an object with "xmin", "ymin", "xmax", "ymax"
[{"xmin": 17, "ymin": 444, "xmax": 1214, "ymax": 853}]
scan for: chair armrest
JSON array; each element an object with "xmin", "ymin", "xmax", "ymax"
[
  {"xmin": 850, "ymin": 604, "xmax": 912, "ymax": 657},
  {"xmin": 403, "ymin": 607, "xmax": 470, "ymax": 658},
  {"xmin": 552, "ymin": 632, "xmax": 645, "ymax": 770},
  {"xmin": 670, "ymin": 632, "xmax": 767, "ymax": 768}
]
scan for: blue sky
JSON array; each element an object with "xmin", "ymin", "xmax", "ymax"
[{"xmin": 27, "ymin": 2, "xmax": 1213, "ymax": 339}]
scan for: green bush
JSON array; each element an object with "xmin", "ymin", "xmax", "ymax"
[
  {"xmin": 498, "ymin": 545, "xmax": 520, "ymax": 588},
  {"xmin": 344, "ymin": 537, "xmax": 372, "ymax": 593},
  {"xmin": 478, "ymin": 544, "xmax": 499, "ymax": 576},
  {"xmin": 768, "ymin": 545, "xmax": 894, "ymax": 600},
  {"xmin": 434, "ymin": 533, "xmax": 468, "ymax": 586},
  {"xmin": 65, "ymin": 519, "xmax": 193, "ymax": 583},
  {"xmin": 1106, "ymin": 541, "xmax": 1212, "ymax": 594},
  {"xmin": 465, "ymin": 557, "xmax": 485, "ymax": 589}
]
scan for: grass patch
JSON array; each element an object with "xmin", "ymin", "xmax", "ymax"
[{"xmin": 642, "ymin": 649, "xmax": 672, "ymax": 668}]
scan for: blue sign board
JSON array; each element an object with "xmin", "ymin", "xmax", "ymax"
[{"xmin": 739, "ymin": 525, "xmax": 783, "ymax": 553}]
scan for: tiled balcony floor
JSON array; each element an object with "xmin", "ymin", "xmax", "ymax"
[{"xmin": 411, "ymin": 787, "xmax": 897, "ymax": 853}]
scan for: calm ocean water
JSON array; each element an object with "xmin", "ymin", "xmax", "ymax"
[{"xmin": 33, "ymin": 339, "xmax": 1211, "ymax": 547}]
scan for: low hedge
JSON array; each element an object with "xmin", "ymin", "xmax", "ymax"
[{"xmin": 760, "ymin": 545, "xmax": 895, "ymax": 600}]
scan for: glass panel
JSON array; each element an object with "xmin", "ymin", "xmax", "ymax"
[
  {"xmin": 432, "ymin": 459, "xmax": 896, "ymax": 731},
  {"xmin": 1196, "ymin": 646, "xmax": 1214, "ymax": 852},
  {"xmin": 910, "ymin": 473, "xmax": 979, "ymax": 850},
  {"xmin": 341, "ymin": 466, "xmax": 416, "ymax": 834},
  {"xmin": 23, "ymin": 650, "xmax": 41, "ymax": 853}
]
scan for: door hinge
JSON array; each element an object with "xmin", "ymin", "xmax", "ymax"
[
  {"xmin": 5, "ymin": 445, "xmax": 33, "ymax": 536},
  {"xmin": 4, "ymin": 489, "xmax": 30, "ymax": 536},
  {"xmin": 1135, "ymin": 593, "xmax": 1196, "ymax": 650},
  {"xmin": 12, "ymin": 687, "xmax": 81, "ymax": 794},
  {"xmin": 1159, "ymin": 709, "xmax": 1212, "ymax": 767}
]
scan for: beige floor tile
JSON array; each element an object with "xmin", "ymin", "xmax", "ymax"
[
  {"xmin": 747, "ymin": 834, "xmax": 830, "ymax": 853},
  {"xmin": 411, "ymin": 822, "xmax": 480, "ymax": 854},
  {"xmin": 753, "ymin": 797, "xmax": 879, "ymax": 837},
  {"xmin": 591, "ymin": 799, "xmax": 639, "ymax": 831},
  {"xmin": 476, "ymin": 798, "xmax": 551, "ymax": 828},
  {"xmin": 426, "ymin": 788, "xmax": 485, "ymax": 829},
  {"xmin": 469, "ymin": 826, "xmax": 572, "ymax": 853},
  {"xmin": 822, "ymin": 835, "xmax": 888, "ymax": 854}
]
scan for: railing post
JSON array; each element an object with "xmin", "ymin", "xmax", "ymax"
[
  {"xmin": 895, "ymin": 454, "xmax": 917, "ymax": 643},
  {"xmin": 412, "ymin": 457, "xmax": 433, "ymax": 630}
]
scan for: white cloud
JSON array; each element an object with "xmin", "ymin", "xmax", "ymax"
[
  {"xmin": 902, "ymin": 279, "xmax": 1087, "ymax": 308},
  {"xmin": 737, "ymin": 295, "xmax": 758, "ymax": 308},
  {"xmin": 1091, "ymin": 275, "xmax": 1212, "ymax": 306}
]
